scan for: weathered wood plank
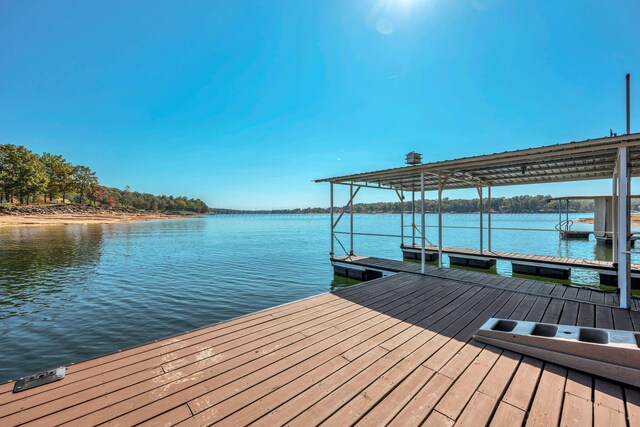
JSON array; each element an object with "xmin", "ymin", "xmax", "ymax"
[
  {"xmin": 576, "ymin": 303, "xmax": 595, "ymax": 327},
  {"xmin": 501, "ymin": 357, "xmax": 544, "ymax": 412},
  {"xmin": 433, "ymin": 347, "xmax": 501, "ymax": 421},
  {"xmin": 559, "ymin": 393, "xmax": 592, "ymax": 427},
  {"xmin": 594, "ymin": 305, "xmax": 614, "ymax": 329},
  {"xmin": 625, "ymin": 387, "xmax": 640, "ymax": 427},
  {"xmin": 453, "ymin": 390, "xmax": 497, "ymax": 426},
  {"xmin": 489, "ymin": 402, "xmax": 526, "ymax": 426},
  {"xmin": 612, "ymin": 308, "xmax": 634, "ymax": 331},
  {"xmin": 559, "ymin": 301, "xmax": 580, "ymax": 326},
  {"xmin": 526, "ymin": 364, "xmax": 567, "ymax": 427},
  {"xmin": 388, "ymin": 373, "xmax": 454, "ymax": 425}
]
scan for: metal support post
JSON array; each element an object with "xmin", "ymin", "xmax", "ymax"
[
  {"xmin": 421, "ymin": 172, "xmax": 426, "ymax": 274},
  {"xmin": 350, "ymin": 183, "xmax": 354, "ymax": 256},
  {"xmin": 618, "ymin": 147, "xmax": 631, "ymax": 309},
  {"xmin": 487, "ymin": 185, "xmax": 492, "ymax": 252},
  {"xmin": 558, "ymin": 201, "xmax": 562, "ymax": 238},
  {"xmin": 613, "ymin": 173, "xmax": 618, "ymax": 262},
  {"xmin": 330, "ymin": 183, "xmax": 334, "ymax": 256},
  {"xmin": 400, "ymin": 190, "xmax": 404, "ymax": 246},
  {"xmin": 412, "ymin": 191, "xmax": 416, "ymax": 246},
  {"xmin": 627, "ymin": 73, "xmax": 631, "ymax": 134},
  {"xmin": 478, "ymin": 185, "xmax": 483, "ymax": 253},
  {"xmin": 438, "ymin": 174, "xmax": 443, "ymax": 268}
]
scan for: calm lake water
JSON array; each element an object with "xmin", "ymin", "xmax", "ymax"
[{"xmin": 1, "ymin": 213, "xmax": 637, "ymax": 381}]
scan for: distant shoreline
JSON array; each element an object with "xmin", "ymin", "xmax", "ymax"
[
  {"xmin": 0, "ymin": 204, "xmax": 200, "ymax": 227},
  {"xmin": 211, "ymin": 211, "xmax": 594, "ymax": 215},
  {"xmin": 210, "ymin": 194, "xmax": 596, "ymax": 215},
  {"xmin": 578, "ymin": 214, "xmax": 640, "ymax": 226},
  {"xmin": 0, "ymin": 213, "xmax": 197, "ymax": 227}
]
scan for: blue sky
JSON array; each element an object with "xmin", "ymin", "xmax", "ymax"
[{"xmin": 1, "ymin": 0, "xmax": 639, "ymax": 209}]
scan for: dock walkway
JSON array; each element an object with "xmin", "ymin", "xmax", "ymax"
[
  {"xmin": 401, "ymin": 244, "xmax": 640, "ymax": 272},
  {"xmin": 332, "ymin": 254, "xmax": 640, "ymax": 311},
  {"xmin": 2, "ymin": 269, "xmax": 640, "ymax": 426}
]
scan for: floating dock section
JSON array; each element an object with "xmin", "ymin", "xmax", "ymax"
[{"xmin": 400, "ymin": 244, "xmax": 640, "ymax": 284}]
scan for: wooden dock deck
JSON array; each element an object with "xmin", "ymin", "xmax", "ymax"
[
  {"xmin": 401, "ymin": 244, "xmax": 640, "ymax": 272},
  {"xmin": 2, "ymin": 269, "xmax": 640, "ymax": 426}
]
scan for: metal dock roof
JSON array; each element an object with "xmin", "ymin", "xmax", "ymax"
[{"xmin": 316, "ymin": 133, "xmax": 640, "ymax": 191}]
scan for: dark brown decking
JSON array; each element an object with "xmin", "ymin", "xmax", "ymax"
[
  {"xmin": 401, "ymin": 244, "xmax": 640, "ymax": 272},
  {"xmin": 1, "ymin": 270, "xmax": 640, "ymax": 426},
  {"xmin": 333, "ymin": 254, "xmax": 640, "ymax": 311}
]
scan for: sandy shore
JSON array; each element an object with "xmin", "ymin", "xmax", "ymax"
[
  {"xmin": 577, "ymin": 214, "xmax": 640, "ymax": 226},
  {"xmin": 0, "ymin": 212, "xmax": 197, "ymax": 227}
]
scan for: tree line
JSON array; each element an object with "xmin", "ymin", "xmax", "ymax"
[
  {"xmin": 0, "ymin": 144, "xmax": 208, "ymax": 213},
  {"xmin": 211, "ymin": 195, "xmax": 596, "ymax": 215},
  {"xmin": 349, "ymin": 195, "xmax": 594, "ymax": 214},
  {"xmin": 102, "ymin": 186, "xmax": 209, "ymax": 213}
]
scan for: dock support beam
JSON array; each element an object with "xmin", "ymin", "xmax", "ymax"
[
  {"xmin": 618, "ymin": 146, "xmax": 631, "ymax": 309},
  {"xmin": 330, "ymin": 185, "xmax": 360, "ymax": 256},
  {"xmin": 438, "ymin": 174, "xmax": 444, "ymax": 268},
  {"xmin": 478, "ymin": 185, "xmax": 484, "ymax": 254},
  {"xmin": 411, "ymin": 191, "xmax": 416, "ymax": 246},
  {"xmin": 421, "ymin": 172, "xmax": 426, "ymax": 274},
  {"xmin": 487, "ymin": 185, "xmax": 492, "ymax": 252},
  {"xmin": 398, "ymin": 190, "xmax": 404, "ymax": 246},
  {"xmin": 613, "ymin": 172, "xmax": 618, "ymax": 262},
  {"xmin": 330, "ymin": 183, "xmax": 334, "ymax": 256},
  {"xmin": 558, "ymin": 201, "xmax": 562, "ymax": 239},
  {"xmin": 618, "ymin": 74, "xmax": 632, "ymax": 309},
  {"xmin": 350, "ymin": 183, "xmax": 354, "ymax": 256}
]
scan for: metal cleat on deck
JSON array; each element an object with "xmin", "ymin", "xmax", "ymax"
[
  {"xmin": 12, "ymin": 367, "xmax": 65, "ymax": 393},
  {"xmin": 474, "ymin": 318, "xmax": 640, "ymax": 388}
]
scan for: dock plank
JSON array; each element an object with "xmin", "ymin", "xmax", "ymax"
[
  {"xmin": 576, "ymin": 303, "xmax": 595, "ymax": 327},
  {"xmin": 526, "ymin": 364, "xmax": 567, "ymax": 427},
  {"xmin": 560, "ymin": 393, "xmax": 592, "ymax": 427},
  {"xmin": 595, "ymin": 305, "xmax": 614, "ymax": 329},
  {"xmin": 501, "ymin": 357, "xmax": 544, "ymax": 412},
  {"xmin": 489, "ymin": 402, "xmax": 526, "ymax": 426}
]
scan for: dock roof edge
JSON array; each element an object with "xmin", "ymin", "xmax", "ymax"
[{"xmin": 315, "ymin": 133, "xmax": 640, "ymax": 192}]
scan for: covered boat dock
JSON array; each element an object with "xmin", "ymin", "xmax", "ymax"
[{"xmin": 317, "ymin": 132, "xmax": 640, "ymax": 308}]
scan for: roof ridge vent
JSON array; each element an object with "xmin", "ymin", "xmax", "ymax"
[{"xmin": 405, "ymin": 152, "xmax": 422, "ymax": 165}]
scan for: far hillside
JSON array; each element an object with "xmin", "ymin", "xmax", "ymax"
[
  {"xmin": 211, "ymin": 195, "xmax": 598, "ymax": 215},
  {"xmin": 0, "ymin": 144, "xmax": 208, "ymax": 213}
]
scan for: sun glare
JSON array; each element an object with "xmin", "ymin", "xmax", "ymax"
[{"xmin": 369, "ymin": 0, "xmax": 427, "ymax": 35}]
